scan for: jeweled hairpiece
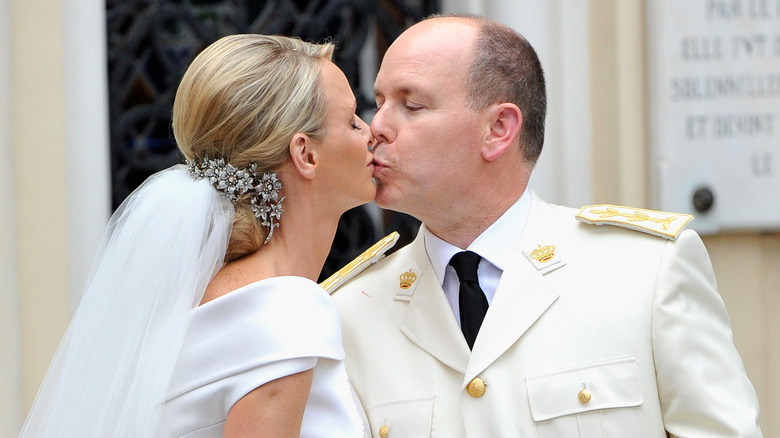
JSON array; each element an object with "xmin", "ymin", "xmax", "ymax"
[{"xmin": 187, "ymin": 157, "xmax": 285, "ymax": 244}]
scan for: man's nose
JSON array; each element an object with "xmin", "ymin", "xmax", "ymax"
[{"xmin": 370, "ymin": 105, "xmax": 395, "ymax": 146}]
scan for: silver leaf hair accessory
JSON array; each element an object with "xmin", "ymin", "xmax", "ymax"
[
  {"xmin": 250, "ymin": 173, "xmax": 285, "ymax": 243},
  {"xmin": 187, "ymin": 157, "xmax": 285, "ymax": 244}
]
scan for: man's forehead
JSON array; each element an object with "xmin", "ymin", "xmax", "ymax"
[
  {"xmin": 383, "ymin": 54, "xmax": 438, "ymax": 76},
  {"xmin": 401, "ymin": 19, "xmax": 476, "ymax": 52},
  {"xmin": 378, "ymin": 42, "xmax": 464, "ymax": 82},
  {"xmin": 404, "ymin": 17, "xmax": 477, "ymax": 42},
  {"xmin": 384, "ymin": 23, "xmax": 474, "ymax": 69},
  {"xmin": 375, "ymin": 59, "xmax": 441, "ymax": 96}
]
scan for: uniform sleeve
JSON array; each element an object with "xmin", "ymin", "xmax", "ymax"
[{"xmin": 652, "ymin": 229, "xmax": 763, "ymax": 437}]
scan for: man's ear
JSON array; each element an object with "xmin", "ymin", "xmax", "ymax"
[
  {"xmin": 289, "ymin": 133, "xmax": 317, "ymax": 179},
  {"xmin": 481, "ymin": 103, "xmax": 522, "ymax": 162}
]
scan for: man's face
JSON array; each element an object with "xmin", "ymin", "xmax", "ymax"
[{"xmin": 370, "ymin": 19, "xmax": 484, "ymax": 224}]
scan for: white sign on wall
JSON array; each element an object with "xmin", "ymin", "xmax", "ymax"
[{"xmin": 647, "ymin": 0, "xmax": 780, "ymax": 234}]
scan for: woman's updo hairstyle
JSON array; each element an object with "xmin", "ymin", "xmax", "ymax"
[{"xmin": 173, "ymin": 34, "xmax": 334, "ymax": 262}]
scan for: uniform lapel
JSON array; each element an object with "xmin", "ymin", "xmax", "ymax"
[
  {"xmin": 464, "ymin": 193, "xmax": 561, "ymax": 384},
  {"xmin": 399, "ymin": 231, "xmax": 470, "ymax": 374}
]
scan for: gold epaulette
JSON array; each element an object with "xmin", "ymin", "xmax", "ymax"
[
  {"xmin": 320, "ymin": 232, "xmax": 400, "ymax": 294},
  {"xmin": 575, "ymin": 204, "xmax": 693, "ymax": 240}
]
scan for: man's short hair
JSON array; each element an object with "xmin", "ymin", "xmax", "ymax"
[{"xmin": 425, "ymin": 14, "xmax": 547, "ymax": 164}]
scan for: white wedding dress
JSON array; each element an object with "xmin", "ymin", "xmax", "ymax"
[
  {"xmin": 18, "ymin": 167, "xmax": 365, "ymax": 437},
  {"xmin": 162, "ymin": 276, "xmax": 365, "ymax": 437}
]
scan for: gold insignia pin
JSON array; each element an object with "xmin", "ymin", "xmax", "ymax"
[
  {"xmin": 530, "ymin": 244, "xmax": 555, "ymax": 263},
  {"xmin": 523, "ymin": 243, "xmax": 566, "ymax": 274},
  {"xmin": 399, "ymin": 269, "xmax": 417, "ymax": 289}
]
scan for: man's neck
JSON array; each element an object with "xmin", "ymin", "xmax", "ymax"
[{"xmin": 424, "ymin": 190, "xmax": 524, "ymax": 249}]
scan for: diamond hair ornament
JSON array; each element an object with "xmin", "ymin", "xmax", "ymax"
[{"xmin": 187, "ymin": 157, "xmax": 284, "ymax": 244}]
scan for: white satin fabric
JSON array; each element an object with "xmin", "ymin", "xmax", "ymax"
[{"xmin": 162, "ymin": 276, "xmax": 365, "ymax": 438}]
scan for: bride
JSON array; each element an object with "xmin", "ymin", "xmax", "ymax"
[{"xmin": 19, "ymin": 34, "xmax": 374, "ymax": 437}]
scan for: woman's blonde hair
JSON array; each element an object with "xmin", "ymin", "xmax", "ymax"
[{"xmin": 173, "ymin": 34, "xmax": 334, "ymax": 262}]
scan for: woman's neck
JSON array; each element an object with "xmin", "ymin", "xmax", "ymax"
[{"xmin": 200, "ymin": 193, "xmax": 342, "ymax": 305}]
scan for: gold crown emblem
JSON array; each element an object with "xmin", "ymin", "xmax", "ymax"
[
  {"xmin": 399, "ymin": 269, "xmax": 417, "ymax": 289},
  {"xmin": 530, "ymin": 244, "xmax": 555, "ymax": 263}
]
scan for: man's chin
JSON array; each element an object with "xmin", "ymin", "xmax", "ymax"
[
  {"xmin": 375, "ymin": 189, "xmax": 422, "ymax": 220},
  {"xmin": 373, "ymin": 187, "xmax": 401, "ymax": 211},
  {"xmin": 373, "ymin": 191, "xmax": 393, "ymax": 210}
]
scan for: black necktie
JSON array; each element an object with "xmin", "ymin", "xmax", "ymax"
[{"xmin": 449, "ymin": 251, "xmax": 489, "ymax": 350}]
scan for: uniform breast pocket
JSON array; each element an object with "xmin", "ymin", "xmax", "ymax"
[
  {"xmin": 526, "ymin": 357, "xmax": 644, "ymax": 438},
  {"xmin": 364, "ymin": 395, "xmax": 433, "ymax": 438}
]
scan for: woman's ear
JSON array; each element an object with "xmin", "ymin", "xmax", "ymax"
[
  {"xmin": 289, "ymin": 133, "xmax": 317, "ymax": 179},
  {"xmin": 481, "ymin": 103, "xmax": 522, "ymax": 162}
]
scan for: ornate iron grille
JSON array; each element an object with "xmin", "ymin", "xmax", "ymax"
[{"xmin": 107, "ymin": 0, "xmax": 435, "ymax": 279}]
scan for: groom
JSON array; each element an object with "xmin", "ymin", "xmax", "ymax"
[{"xmin": 331, "ymin": 13, "xmax": 763, "ymax": 438}]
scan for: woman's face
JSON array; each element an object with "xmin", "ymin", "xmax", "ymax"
[{"xmin": 313, "ymin": 61, "xmax": 375, "ymax": 211}]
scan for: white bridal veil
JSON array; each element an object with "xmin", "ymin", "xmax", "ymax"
[{"xmin": 19, "ymin": 165, "xmax": 234, "ymax": 437}]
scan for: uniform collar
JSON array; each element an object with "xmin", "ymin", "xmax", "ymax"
[{"xmin": 423, "ymin": 189, "xmax": 532, "ymax": 286}]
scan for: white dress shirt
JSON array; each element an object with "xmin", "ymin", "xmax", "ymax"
[{"xmin": 422, "ymin": 190, "xmax": 531, "ymax": 325}]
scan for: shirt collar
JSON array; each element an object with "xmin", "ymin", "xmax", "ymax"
[{"xmin": 423, "ymin": 189, "xmax": 532, "ymax": 286}]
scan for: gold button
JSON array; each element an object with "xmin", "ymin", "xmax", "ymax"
[
  {"xmin": 466, "ymin": 377, "xmax": 486, "ymax": 397},
  {"xmin": 379, "ymin": 424, "xmax": 388, "ymax": 438},
  {"xmin": 578, "ymin": 388, "xmax": 592, "ymax": 404}
]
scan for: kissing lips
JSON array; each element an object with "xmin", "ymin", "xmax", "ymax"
[
  {"xmin": 371, "ymin": 158, "xmax": 387, "ymax": 168},
  {"xmin": 371, "ymin": 158, "xmax": 387, "ymax": 178}
]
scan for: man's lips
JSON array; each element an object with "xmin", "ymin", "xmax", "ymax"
[
  {"xmin": 371, "ymin": 160, "xmax": 388, "ymax": 179},
  {"xmin": 371, "ymin": 158, "xmax": 386, "ymax": 168}
]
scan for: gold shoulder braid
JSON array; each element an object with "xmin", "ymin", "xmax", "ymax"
[
  {"xmin": 320, "ymin": 232, "xmax": 400, "ymax": 293},
  {"xmin": 576, "ymin": 204, "xmax": 693, "ymax": 240}
]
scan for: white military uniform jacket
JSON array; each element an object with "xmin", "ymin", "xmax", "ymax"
[{"xmin": 332, "ymin": 193, "xmax": 762, "ymax": 438}]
